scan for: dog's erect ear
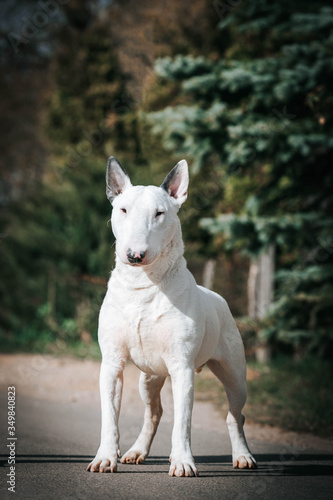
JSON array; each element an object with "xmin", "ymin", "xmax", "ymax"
[
  {"xmin": 161, "ymin": 159, "xmax": 189, "ymax": 208},
  {"xmin": 106, "ymin": 156, "xmax": 132, "ymax": 204}
]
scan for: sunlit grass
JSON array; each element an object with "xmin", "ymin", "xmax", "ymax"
[{"xmin": 194, "ymin": 356, "xmax": 333, "ymax": 436}]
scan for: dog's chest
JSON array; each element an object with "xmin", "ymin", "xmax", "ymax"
[{"xmin": 121, "ymin": 288, "xmax": 173, "ymax": 375}]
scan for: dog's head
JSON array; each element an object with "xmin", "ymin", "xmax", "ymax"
[{"xmin": 106, "ymin": 156, "xmax": 189, "ymax": 267}]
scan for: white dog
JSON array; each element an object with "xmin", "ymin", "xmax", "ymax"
[{"xmin": 87, "ymin": 156, "xmax": 256, "ymax": 477}]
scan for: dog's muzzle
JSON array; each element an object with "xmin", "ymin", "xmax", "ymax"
[{"xmin": 126, "ymin": 248, "xmax": 146, "ymax": 265}]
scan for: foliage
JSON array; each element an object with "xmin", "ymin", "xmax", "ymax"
[
  {"xmin": 1, "ymin": 0, "xmax": 333, "ymax": 359},
  {"xmin": 195, "ymin": 356, "xmax": 333, "ymax": 436},
  {"xmin": 146, "ymin": 2, "xmax": 333, "ymax": 357},
  {"xmin": 48, "ymin": 20, "xmax": 126, "ymax": 145},
  {"xmin": 0, "ymin": 0, "xmax": 221, "ymax": 348},
  {"xmin": 0, "ymin": 7, "xmax": 133, "ymax": 348},
  {"xmin": 246, "ymin": 356, "xmax": 333, "ymax": 435},
  {"xmin": 0, "ymin": 0, "xmax": 216, "ymax": 347},
  {"xmin": 0, "ymin": 157, "xmax": 113, "ymax": 348}
]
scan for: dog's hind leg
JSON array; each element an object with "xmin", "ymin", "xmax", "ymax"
[
  {"xmin": 121, "ymin": 372, "xmax": 165, "ymax": 465},
  {"xmin": 207, "ymin": 355, "xmax": 257, "ymax": 469}
]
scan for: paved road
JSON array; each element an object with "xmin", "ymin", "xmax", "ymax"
[{"xmin": 0, "ymin": 389, "xmax": 332, "ymax": 499}]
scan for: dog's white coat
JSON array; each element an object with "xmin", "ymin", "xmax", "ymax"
[{"xmin": 87, "ymin": 157, "xmax": 256, "ymax": 476}]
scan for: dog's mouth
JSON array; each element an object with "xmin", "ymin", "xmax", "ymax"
[
  {"xmin": 126, "ymin": 255, "xmax": 154, "ymax": 267},
  {"xmin": 127, "ymin": 256, "xmax": 145, "ymax": 265},
  {"xmin": 125, "ymin": 248, "xmax": 149, "ymax": 266}
]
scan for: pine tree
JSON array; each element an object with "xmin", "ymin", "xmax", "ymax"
[{"xmin": 146, "ymin": 2, "xmax": 333, "ymax": 357}]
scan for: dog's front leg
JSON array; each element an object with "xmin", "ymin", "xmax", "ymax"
[
  {"xmin": 169, "ymin": 365, "xmax": 198, "ymax": 477},
  {"xmin": 87, "ymin": 360, "xmax": 124, "ymax": 473}
]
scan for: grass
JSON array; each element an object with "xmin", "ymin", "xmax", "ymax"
[
  {"xmin": 194, "ymin": 356, "xmax": 333, "ymax": 437},
  {"xmin": 46, "ymin": 339, "xmax": 102, "ymax": 359},
  {"xmin": 0, "ymin": 332, "xmax": 102, "ymax": 360}
]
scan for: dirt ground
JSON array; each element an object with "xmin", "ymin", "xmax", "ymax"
[{"xmin": 1, "ymin": 353, "xmax": 332, "ymax": 452}]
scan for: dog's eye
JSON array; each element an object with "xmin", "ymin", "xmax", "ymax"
[
  {"xmin": 120, "ymin": 208, "xmax": 127, "ymax": 214},
  {"xmin": 156, "ymin": 211, "xmax": 164, "ymax": 217}
]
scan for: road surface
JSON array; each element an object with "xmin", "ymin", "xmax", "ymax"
[{"xmin": 0, "ymin": 355, "xmax": 332, "ymax": 499}]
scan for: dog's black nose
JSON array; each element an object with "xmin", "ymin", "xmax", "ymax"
[{"xmin": 126, "ymin": 248, "xmax": 146, "ymax": 264}]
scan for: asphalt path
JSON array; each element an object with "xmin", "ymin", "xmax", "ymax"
[{"xmin": 1, "ymin": 388, "xmax": 332, "ymax": 500}]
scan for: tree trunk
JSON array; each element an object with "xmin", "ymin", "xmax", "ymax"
[
  {"xmin": 202, "ymin": 258, "xmax": 216, "ymax": 290},
  {"xmin": 247, "ymin": 260, "xmax": 259, "ymax": 318},
  {"xmin": 247, "ymin": 245, "xmax": 275, "ymax": 363},
  {"xmin": 47, "ymin": 267, "xmax": 57, "ymax": 331},
  {"xmin": 247, "ymin": 244, "xmax": 275, "ymax": 319},
  {"xmin": 256, "ymin": 244, "xmax": 275, "ymax": 319}
]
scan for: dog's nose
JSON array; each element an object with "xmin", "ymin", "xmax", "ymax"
[{"xmin": 126, "ymin": 248, "xmax": 146, "ymax": 264}]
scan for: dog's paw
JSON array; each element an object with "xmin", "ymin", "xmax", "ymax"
[
  {"xmin": 233, "ymin": 454, "xmax": 257, "ymax": 469},
  {"xmin": 120, "ymin": 450, "xmax": 147, "ymax": 465},
  {"xmin": 86, "ymin": 454, "xmax": 118, "ymax": 473},
  {"xmin": 169, "ymin": 457, "xmax": 198, "ymax": 477}
]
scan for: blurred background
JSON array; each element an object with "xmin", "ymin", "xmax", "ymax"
[{"xmin": 0, "ymin": 0, "xmax": 332, "ymax": 434}]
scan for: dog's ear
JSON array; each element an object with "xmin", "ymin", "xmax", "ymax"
[
  {"xmin": 161, "ymin": 159, "xmax": 189, "ymax": 208},
  {"xmin": 106, "ymin": 156, "xmax": 132, "ymax": 204}
]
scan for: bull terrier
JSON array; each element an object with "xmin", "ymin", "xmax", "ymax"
[{"xmin": 87, "ymin": 156, "xmax": 256, "ymax": 477}]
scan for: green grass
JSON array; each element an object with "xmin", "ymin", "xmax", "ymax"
[
  {"xmin": 0, "ymin": 329, "xmax": 54, "ymax": 353},
  {"xmin": 45, "ymin": 339, "xmax": 102, "ymax": 359},
  {"xmin": 0, "ymin": 332, "xmax": 101, "ymax": 360},
  {"xmin": 194, "ymin": 356, "xmax": 333, "ymax": 437}
]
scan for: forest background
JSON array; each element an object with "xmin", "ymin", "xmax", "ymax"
[{"xmin": 0, "ymin": 0, "xmax": 332, "ymax": 434}]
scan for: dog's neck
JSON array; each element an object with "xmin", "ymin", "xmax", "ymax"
[{"xmin": 112, "ymin": 221, "xmax": 185, "ymax": 289}]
